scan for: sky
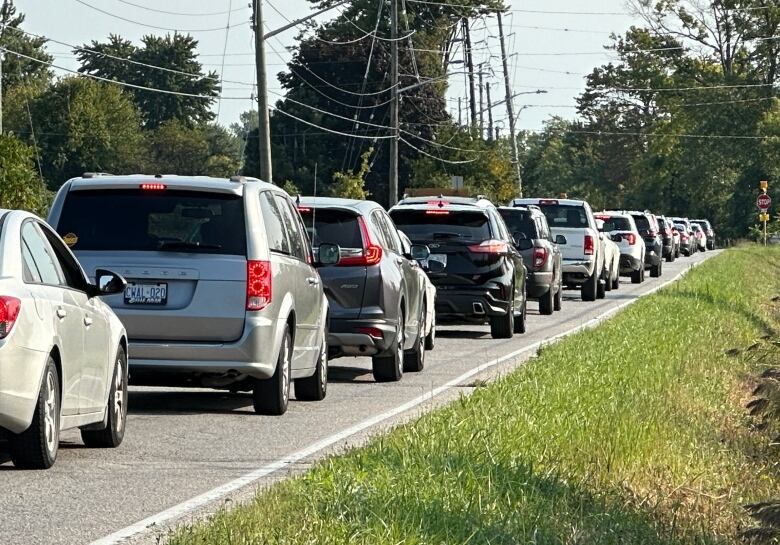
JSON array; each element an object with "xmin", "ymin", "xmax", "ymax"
[{"xmin": 13, "ymin": 0, "xmax": 643, "ymax": 133}]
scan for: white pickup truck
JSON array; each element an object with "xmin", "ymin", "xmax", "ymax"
[{"xmin": 511, "ymin": 198, "xmax": 605, "ymax": 301}]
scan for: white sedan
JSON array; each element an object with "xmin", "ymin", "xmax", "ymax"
[{"xmin": 0, "ymin": 211, "xmax": 128, "ymax": 469}]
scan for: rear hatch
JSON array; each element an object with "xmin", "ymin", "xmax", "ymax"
[
  {"xmin": 498, "ymin": 208, "xmax": 537, "ymax": 267},
  {"xmin": 298, "ymin": 206, "xmax": 367, "ymax": 319},
  {"xmin": 631, "ymin": 214, "xmax": 657, "ymax": 249},
  {"xmin": 54, "ymin": 188, "xmax": 247, "ymax": 343},
  {"xmin": 595, "ymin": 215, "xmax": 638, "ymax": 253},
  {"xmin": 389, "ymin": 207, "xmax": 501, "ymax": 287},
  {"xmin": 535, "ymin": 202, "xmax": 595, "ymax": 262}
]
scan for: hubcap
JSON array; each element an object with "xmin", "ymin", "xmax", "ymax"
[
  {"xmin": 43, "ymin": 371, "xmax": 57, "ymax": 454},
  {"xmin": 281, "ymin": 336, "xmax": 290, "ymax": 403},
  {"xmin": 113, "ymin": 359, "xmax": 125, "ymax": 431},
  {"xmin": 396, "ymin": 319, "xmax": 404, "ymax": 374}
]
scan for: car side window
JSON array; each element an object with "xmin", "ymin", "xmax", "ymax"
[
  {"xmin": 21, "ymin": 221, "xmax": 64, "ymax": 286},
  {"xmin": 491, "ymin": 210, "xmax": 511, "ymax": 242},
  {"xmin": 379, "ymin": 211, "xmax": 403, "ymax": 254},
  {"xmin": 21, "ymin": 241, "xmax": 42, "ymax": 283},
  {"xmin": 259, "ymin": 191, "xmax": 291, "ymax": 255},
  {"xmin": 369, "ymin": 210, "xmax": 390, "ymax": 250},
  {"xmin": 38, "ymin": 223, "xmax": 89, "ymax": 292},
  {"xmin": 275, "ymin": 194, "xmax": 308, "ymax": 262}
]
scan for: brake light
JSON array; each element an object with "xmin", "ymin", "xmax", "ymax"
[
  {"xmin": 539, "ymin": 199, "xmax": 559, "ymax": 205},
  {"xmin": 681, "ymin": 234, "xmax": 689, "ymax": 242},
  {"xmin": 584, "ymin": 235, "xmax": 594, "ymax": 255},
  {"xmin": 0, "ymin": 296, "xmax": 21, "ymax": 338},
  {"xmin": 468, "ymin": 239, "xmax": 508, "ymax": 254},
  {"xmin": 246, "ymin": 260, "xmax": 272, "ymax": 311},
  {"xmin": 425, "ymin": 210, "xmax": 450, "ymax": 215},
  {"xmin": 297, "ymin": 206, "xmax": 312, "ymax": 213},
  {"xmin": 339, "ymin": 216, "xmax": 383, "ymax": 266},
  {"xmin": 595, "ymin": 215, "xmax": 609, "ymax": 221},
  {"xmin": 625, "ymin": 233, "xmax": 636, "ymax": 245},
  {"xmin": 532, "ymin": 247, "xmax": 548, "ymax": 269},
  {"xmin": 358, "ymin": 327, "xmax": 383, "ymax": 339},
  {"xmin": 140, "ymin": 183, "xmax": 166, "ymax": 191}
]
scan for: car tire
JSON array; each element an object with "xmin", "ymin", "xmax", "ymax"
[
  {"xmin": 539, "ymin": 285, "xmax": 554, "ymax": 315},
  {"xmin": 581, "ymin": 270, "xmax": 598, "ymax": 301},
  {"xmin": 372, "ymin": 312, "xmax": 404, "ymax": 382},
  {"xmin": 490, "ymin": 295, "xmax": 514, "ymax": 339},
  {"xmin": 631, "ymin": 267, "xmax": 642, "ymax": 284},
  {"xmin": 651, "ymin": 260, "xmax": 662, "ymax": 278},
  {"xmin": 10, "ymin": 356, "xmax": 60, "ymax": 469},
  {"xmin": 604, "ymin": 269, "xmax": 613, "ymax": 292},
  {"xmin": 596, "ymin": 272, "xmax": 606, "ymax": 299},
  {"xmin": 403, "ymin": 308, "xmax": 426, "ymax": 372},
  {"xmin": 81, "ymin": 346, "xmax": 128, "ymax": 448},
  {"xmin": 253, "ymin": 326, "xmax": 292, "ymax": 415},
  {"xmin": 666, "ymin": 250, "xmax": 674, "ymax": 263},
  {"xmin": 424, "ymin": 312, "xmax": 436, "ymax": 351},
  {"xmin": 553, "ymin": 282, "xmax": 563, "ymax": 311},
  {"xmin": 612, "ymin": 271, "xmax": 620, "ymax": 290},
  {"xmin": 514, "ymin": 295, "xmax": 527, "ymax": 334},
  {"xmin": 294, "ymin": 333, "xmax": 328, "ymax": 401}
]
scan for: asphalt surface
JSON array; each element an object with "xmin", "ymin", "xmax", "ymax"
[{"xmin": 0, "ymin": 250, "xmax": 717, "ymax": 545}]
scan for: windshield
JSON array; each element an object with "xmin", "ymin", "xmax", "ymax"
[
  {"xmin": 56, "ymin": 189, "xmax": 247, "ymax": 255},
  {"xmin": 299, "ymin": 208, "xmax": 362, "ymax": 248},
  {"xmin": 538, "ymin": 204, "xmax": 589, "ymax": 228},
  {"xmin": 389, "ymin": 209, "xmax": 492, "ymax": 242},
  {"xmin": 498, "ymin": 210, "xmax": 538, "ymax": 239}
]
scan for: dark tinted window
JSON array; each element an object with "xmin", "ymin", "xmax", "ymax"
[
  {"xmin": 389, "ymin": 209, "xmax": 492, "ymax": 242},
  {"xmin": 300, "ymin": 208, "xmax": 362, "ymax": 248},
  {"xmin": 57, "ymin": 189, "xmax": 247, "ymax": 255},
  {"xmin": 275, "ymin": 195, "xmax": 308, "ymax": 261},
  {"xmin": 538, "ymin": 204, "xmax": 589, "ymax": 228},
  {"xmin": 22, "ymin": 222, "xmax": 63, "ymax": 285},
  {"xmin": 499, "ymin": 209, "xmax": 538, "ymax": 239},
  {"xmin": 598, "ymin": 216, "xmax": 631, "ymax": 231},
  {"xmin": 631, "ymin": 214, "xmax": 651, "ymax": 231},
  {"xmin": 259, "ymin": 191, "xmax": 290, "ymax": 254}
]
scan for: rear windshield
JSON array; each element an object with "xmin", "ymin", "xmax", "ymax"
[
  {"xmin": 56, "ymin": 189, "xmax": 247, "ymax": 255},
  {"xmin": 538, "ymin": 204, "xmax": 589, "ymax": 228},
  {"xmin": 299, "ymin": 208, "xmax": 362, "ymax": 248},
  {"xmin": 631, "ymin": 214, "xmax": 651, "ymax": 231},
  {"xmin": 389, "ymin": 209, "xmax": 492, "ymax": 242},
  {"xmin": 599, "ymin": 216, "xmax": 631, "ymax": 231},
  {"xmin": 499, "ymin": 210, "xmax": 538, "ymax": 238}
]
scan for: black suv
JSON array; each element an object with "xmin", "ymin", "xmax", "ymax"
[
  {"xmin": 297, "ymin": 197, "xmax": 431, "ymax": 382},
  {"xmin": 655, "ymin": 215, "xmax": 677, "ymax": 262},
  {"xmin": 498, "ymin": 205, "xmax": 563, "ymax": 315},
  {"xmin": 389, "ymin": 196, "xmax": 527, "ymax": 339}
]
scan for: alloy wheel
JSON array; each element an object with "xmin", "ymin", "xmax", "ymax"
[{"xmin": 43, "ymin": 371, "xmax": 57, "ymax": 455}]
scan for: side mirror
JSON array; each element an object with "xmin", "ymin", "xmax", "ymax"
[
  {"xmin": 555, "ymin": 234, "xmax": 567, "ymax": 245},
  {"xmin": 426, "ymin": 259, "xmax": 445, "ymax": 274},
  {"xmin": 318, "ymin": 243, "xmax": 341, "ymax": 265},
  {"xmin": 410, "ymin": 244, "xmax": 430, "ymax": 261},
  {"xmin": 516, "ymin": 238, "xmax": 533, "ymax": 251},
  {"xmin": 93, "ymin": 269, "xmax": 126, "ymax": 297},
  {"xmin": 611, "ymin": 234, "xmax": 623, "ymax": 243}
]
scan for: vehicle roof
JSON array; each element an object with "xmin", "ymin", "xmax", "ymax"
[
  {"xmin": 511, "ymin": 197, "xmax": 588, "ymax": 207},
  {"xmin": 609, "ymin": 209, "xmax": 655, "ymax": 217},
  {"xmin": 395, "ymin": 195, "xmax": 495, "ymax": 208},
  {"xmin": 498, "ymin": 205, "xmax": 543, "ymax": 216},
  {"xmin": 65, "ymin": 174, "xmax": 273, "ymax": 195},
  {"xmin": 297, "ymin": 196, "xmax": 381, "ymax": 214},
  {"xmin": 595, "ymin": 211, "xmax": 632, "ymax": 218}
]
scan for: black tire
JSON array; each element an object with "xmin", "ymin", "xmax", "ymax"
[
  {"xmin": 81, "ymin": 346, "xmax": 128, "ymax": 448},
  {"xmin": 581, "ymin": 270, "xmax": 598, "ymax": 301},
  {"xmin": 539, "ymin": 285, "xmax": 554, "ymax": 315},
  {"xmin": 612, "ymin": 272, "xmax": 620, "ymax": 290},
  {"xmin": 631, "ymin": 267, "xmax": 642, "ymax": 284},
  {"xmin": 372, "ymin": 312, "xmax": 404, "ymax": 382},
  {"xmin": 665, "ymin": 250, "xmax": 674, "ymax": 263},
  {"xmin": 553, "ymin": 282, "xmax": 563, "ymax": 311},
  {"xmin": 10, "ymin": 356, "xmax": 60, "ymax": 469},
  {"xmin": 424, "ymin": 312, "xmax": 436, "ymax": 351},
  {"xmin": 604, "ymin": 269, "xmax": 613, "ymax": 292},
  {"xmin": 403, "ymin": 307, "xmax": 426, "ymax": 372},
  {"xmin": 596, "ymin": 272, "xmax": 607, "ymax": 299},
  {"xmin": 253, "ymin": 327, "xmax": 292, "ymax": 415},
  {"xmin": 490, "ymin": 295, "xmax": 514, "ymax": 339},
  {"xmin": 514, "ymin": 296, "xmax": 527, "ymax": 334},
  {"xmin": 650, "ymin": 259, "xmax": 662, "ymax": 278},
  {"xmin": 294, "ymin": 334, "xmax": 328, "ymax": 401}
]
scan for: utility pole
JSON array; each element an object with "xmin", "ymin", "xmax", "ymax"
[
  {"xmin": 462, "ymin": 18, "xmax": 477, "ymax": 127},
  {"xmin": 478, "ymin": 67, "xmax": 484, "ymax": 137},
  {"xmin": 389, "ymin": 0, "xmax": 399, "ymax": 205},
  {"xmin": 0, "ymin": 51, "xmax": 3, "ymax": 136},
  {"xmin": 497, "ymin": 11, "xmax": 522, "ymax": 197},
  {"xmin": 253, "ymin": 0, "xmax": 273, "ymax": 183},
  {"xmin": 458, "ymin": 97, "xmax": 462, "ymax": 126},
  {"xmin": 486, "ymin": 83, "xmax": 493, "ymax": 141}
]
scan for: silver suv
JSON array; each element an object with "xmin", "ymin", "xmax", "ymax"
[{"xmin": 48, "ymin": 174, "xmax": 330, "ymax": 415}]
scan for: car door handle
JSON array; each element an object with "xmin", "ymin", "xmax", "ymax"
[
  {"xmin": 306, "ymin": 277, "xmax": 320, "ymax": 286},
  {"xmin": 83, "ymin": 316, "xmax": 93, "ymax": 327},
  {"xmin": 56, "ymin": 308, "xmax": 67, "ymax": 319}
]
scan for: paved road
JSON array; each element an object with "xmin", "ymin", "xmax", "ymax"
[{"xmin": 0, "ymin": 251, "xmax": 717, "ymax": 545}]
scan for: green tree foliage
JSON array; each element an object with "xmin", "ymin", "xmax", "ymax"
[
  {"xmin": 0, "ymin": 1, "xmax": 52, "ymax": 91},
  {"xmin": 148, "ymin": 120, "xmax": 242, "ymax": 177},
  {"xmin": 329, "ymin": 148, "xmax": 372, "ymax": 199},
  {"xmin": 76, "ymin": 33, "xmax": 220, "ymax": 128},
  {"xmin": 0, "ymin": 134, "xmax": 48, "ymax": 214}
]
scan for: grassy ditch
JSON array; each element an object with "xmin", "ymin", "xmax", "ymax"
[{"xmin": 168, "ymin": 246, "xmax": 780, "ymax": 545}]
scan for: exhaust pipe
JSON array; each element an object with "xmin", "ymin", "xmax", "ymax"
[{"xmin": 472, "ymin": 302, "xmax": 485, "ymax": 314}]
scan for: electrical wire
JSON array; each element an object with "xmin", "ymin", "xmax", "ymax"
[
  {"xmin": 113, "ymin": 0, "xmax": 247, "ymax": 17},
  {"xmin": 273, "ymin": 108, "xmax": 394, "ymax": 139},
  {"xmin": 216, "ymin": 0, "xmax": 234, "ymax": 120},
  {"xmin": 400, "ymin": 136, "xmax": 479, "ymax": 163}
]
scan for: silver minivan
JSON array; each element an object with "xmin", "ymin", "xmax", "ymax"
[{"xmin": 48, "ymin": 174, "xmax": 330, "ymax": 415}]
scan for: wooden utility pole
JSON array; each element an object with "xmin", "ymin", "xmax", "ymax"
[
  {"xmin": 458, "ymin": 97, "xmax": 462, "ymax": 126},
  {"xmin": 478, "ymin": 67, "xmax": 484, "ymax": 137},
  {"xmin": 0, "ymin": 51, "xmax": 3, "ymax": 136},
  {"xmin": 486, "ymin": 83, "xmax": 493, "ymax": 141},
  {"xmin": 497, "ymin": 11, "xmax": 522, "ymax": 197},
  {"xmin": 462, "ymin": 18, "xmax": 477, "ymax": 127},
  {"xmin": 389, "ymin": 0, "xmax": 399, "ymax": 205},
  {"xmin": 253, "ymin": 0, "xmax": 273, "ymax": 183}
]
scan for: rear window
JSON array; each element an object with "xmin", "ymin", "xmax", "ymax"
[
  {"xmin": 631, "ymin": 214, "xmax": 651, "ymax": 231},
  {"xmin": 499, "ymin": 210, "xmax": 538, "ymax": 238},
  {"xmin": 299, "ymin": 208, "xmax": 362, "ymax": 248},
  {"xmin": 599, "ymin": 216, "xmax": 631, "ymax": 231},
  {"xmin": 389, "ymin": 209, "xmax": 492, "ymax": 242},
  {"xmin": 56, "ymin": 189, "xmax": 247, "ymax": 255},
  {"xmin": 538, "ymin": 204, "xmax": 589, "ymax": 228}
]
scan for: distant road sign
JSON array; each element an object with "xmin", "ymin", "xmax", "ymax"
[{"xmin": 757, "ymin": 193, "xmax": 771, "ymax": 210}]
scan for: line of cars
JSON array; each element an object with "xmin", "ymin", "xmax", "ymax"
[{"xmin": 0, "ymin": 173, "xmax": 716, "ymax": 468}]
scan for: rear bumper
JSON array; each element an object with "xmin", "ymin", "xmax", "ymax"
[
  {"xmin": 435, "ymin": 285, "xmax": 511, "ymax": 320},
  {"xmin": 526, "ymin": 270, "xmax": 554, "ymax": 298},
  {"xmin": 327, "ymin": 317, "xmax": 396, "ymax": 357},
  {"xmin": 645, "ymin": 246, "xmax": 662, "ymax": 266},
  {"xmin": 128, "ymin": 314, "xmax": 281, "ymax": 381},
  {"xmin": 662, "ymin": 242, "xmax": 673, "ymax": 256},
  {"xmin": 0, "ymin": 345, "xmax": 47, "ymax": 434}
]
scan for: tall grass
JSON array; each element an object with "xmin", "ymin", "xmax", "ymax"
[{"xmin": 167, "ymin": 246, "xmax": 780, "ymax": 545}]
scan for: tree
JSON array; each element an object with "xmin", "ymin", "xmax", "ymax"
[
  {"xmin": 77, "ymin": 33, "xmax": 220, "ymax": 128},
  {"xmin": 0, "ymin": 1, "xmax": 52, "ymax": 91},
  {"xmin": 148, "ymin": 120, "xmax": 242, "ymax": 176},
  {"xmin": 329, "ymin": 148, "xmax": 372, "ymax": 199},
  {"xmin": 0, "ymin": 134, "xmax": 48, "ymax": 214}
]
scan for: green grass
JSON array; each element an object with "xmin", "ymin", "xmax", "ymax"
[{"xmin": 167, "ymin": 246, "xmax": 780, "ymax": 545}]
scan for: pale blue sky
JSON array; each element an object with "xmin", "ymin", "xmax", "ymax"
[{"xmin": 14, "ymin": 0, "xmax": 641, "ymax": 132}]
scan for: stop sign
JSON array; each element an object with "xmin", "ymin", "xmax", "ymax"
[{"xmin": 757, "ymin": 193, "xmax": 772, "ymax": 210}]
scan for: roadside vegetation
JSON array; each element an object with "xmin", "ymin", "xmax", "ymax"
[{"xmin": 166, "ymin": 246, "xmax": 780, "ymax": 545}]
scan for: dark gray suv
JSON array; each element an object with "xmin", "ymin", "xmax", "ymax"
[{"xmin": 297, "ymin": 197, "xmax": 430, "ymax": 382}]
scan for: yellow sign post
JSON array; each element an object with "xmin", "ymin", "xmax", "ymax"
[{"xmin": 759, "ymin": 181, "xmax": 770, "ymax": 246}]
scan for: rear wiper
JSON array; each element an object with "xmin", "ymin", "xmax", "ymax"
[
  {"xmin": 432, "ymin": 232, "xmax": 463, "ymax": 239},
  {"xmin": 158, "ymin": 241, "xmax": 222, "ymax": 251}
]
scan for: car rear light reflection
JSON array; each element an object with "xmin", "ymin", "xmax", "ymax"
[
  {"xmin": 358, "ymin": 327, "xmax": 384, "ymax": 339},
  {"xmin": 0, "ymin": 296, "xmax": 21, "ymax": 339},
  {"xmin": 532, "ymin": 247, "xmax": 548, "ymax": 269},
  {"xmin": 246, "ymin": 260, "xmax": 272, "ymax": 311},
  {"xmin": 584, "ymin": 235, "xmax": 594, "ymax": 255},
  {"xmin": 339, "ymin": 216, "xmax": 383, "ymax": 266},
  {"xmin": 468, "ymin": 240, "xmax": 508, "ymax": 254}
]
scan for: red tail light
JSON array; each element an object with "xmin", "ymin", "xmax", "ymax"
[
  {"xmin": 584, "ymin": 235, "xmax": 594, "ymax": 256},
  {"xmin": 625, "ymin": 233, "xmax": 636, "ymax": 245},
  {"xmin": 0, "ymin": 296, "xmax": 21, "ymax": 338},
  {"xmin": 140, "ymin": 183, "xmax": 166, "ymax": 191},
  {"xmin": 681, "ymin": 234, "xmax": 689, "ymax": 242},
  {"xmin": 532, "ymin": 247, "xmax": 548, "ymax": 269},
  {"xmin": 468, "ymin": 239, "xmax": 509, "ymax": 254},
  {"xmin": 425, "ymin": 210, "xmax": 450, "ymax": 215},
  {"xmin": 357, "ymin": 327, "xmax": 383, "ymax": 339},
  {"xmin": 339, "ymin": 216, "xmax": 383, "ymax": 266},
  {"xmin": 246, "ymin": 260, "xmax": 272, "ymax": 311}
]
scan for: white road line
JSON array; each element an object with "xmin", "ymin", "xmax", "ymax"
[{"xmin": 90, "ymin": 256, "xmax": 711, "ymax": 545}]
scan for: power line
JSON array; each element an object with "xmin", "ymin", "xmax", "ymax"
[
  {"xmin": 400, "ymin": 136, "xmax": 478, "ymax": 163},
  {"xmin": 113, "ymin": 0, "xmax": 247, "ymax": 17},
  {"xmin": 273, "ymin": 107, "xmax": 395, "ymax": 139},
  {"xmin": 216, "ymin": 0, "xmax": 234, "ymax": 120}
]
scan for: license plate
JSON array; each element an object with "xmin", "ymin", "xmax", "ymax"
[
  {"xmin": 428, "ymin": 254, "xmax": 447, "ymax": 267},
  {"xmin": 124, "ymin": 283, "xmax": 168, "ymax": 305}
]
